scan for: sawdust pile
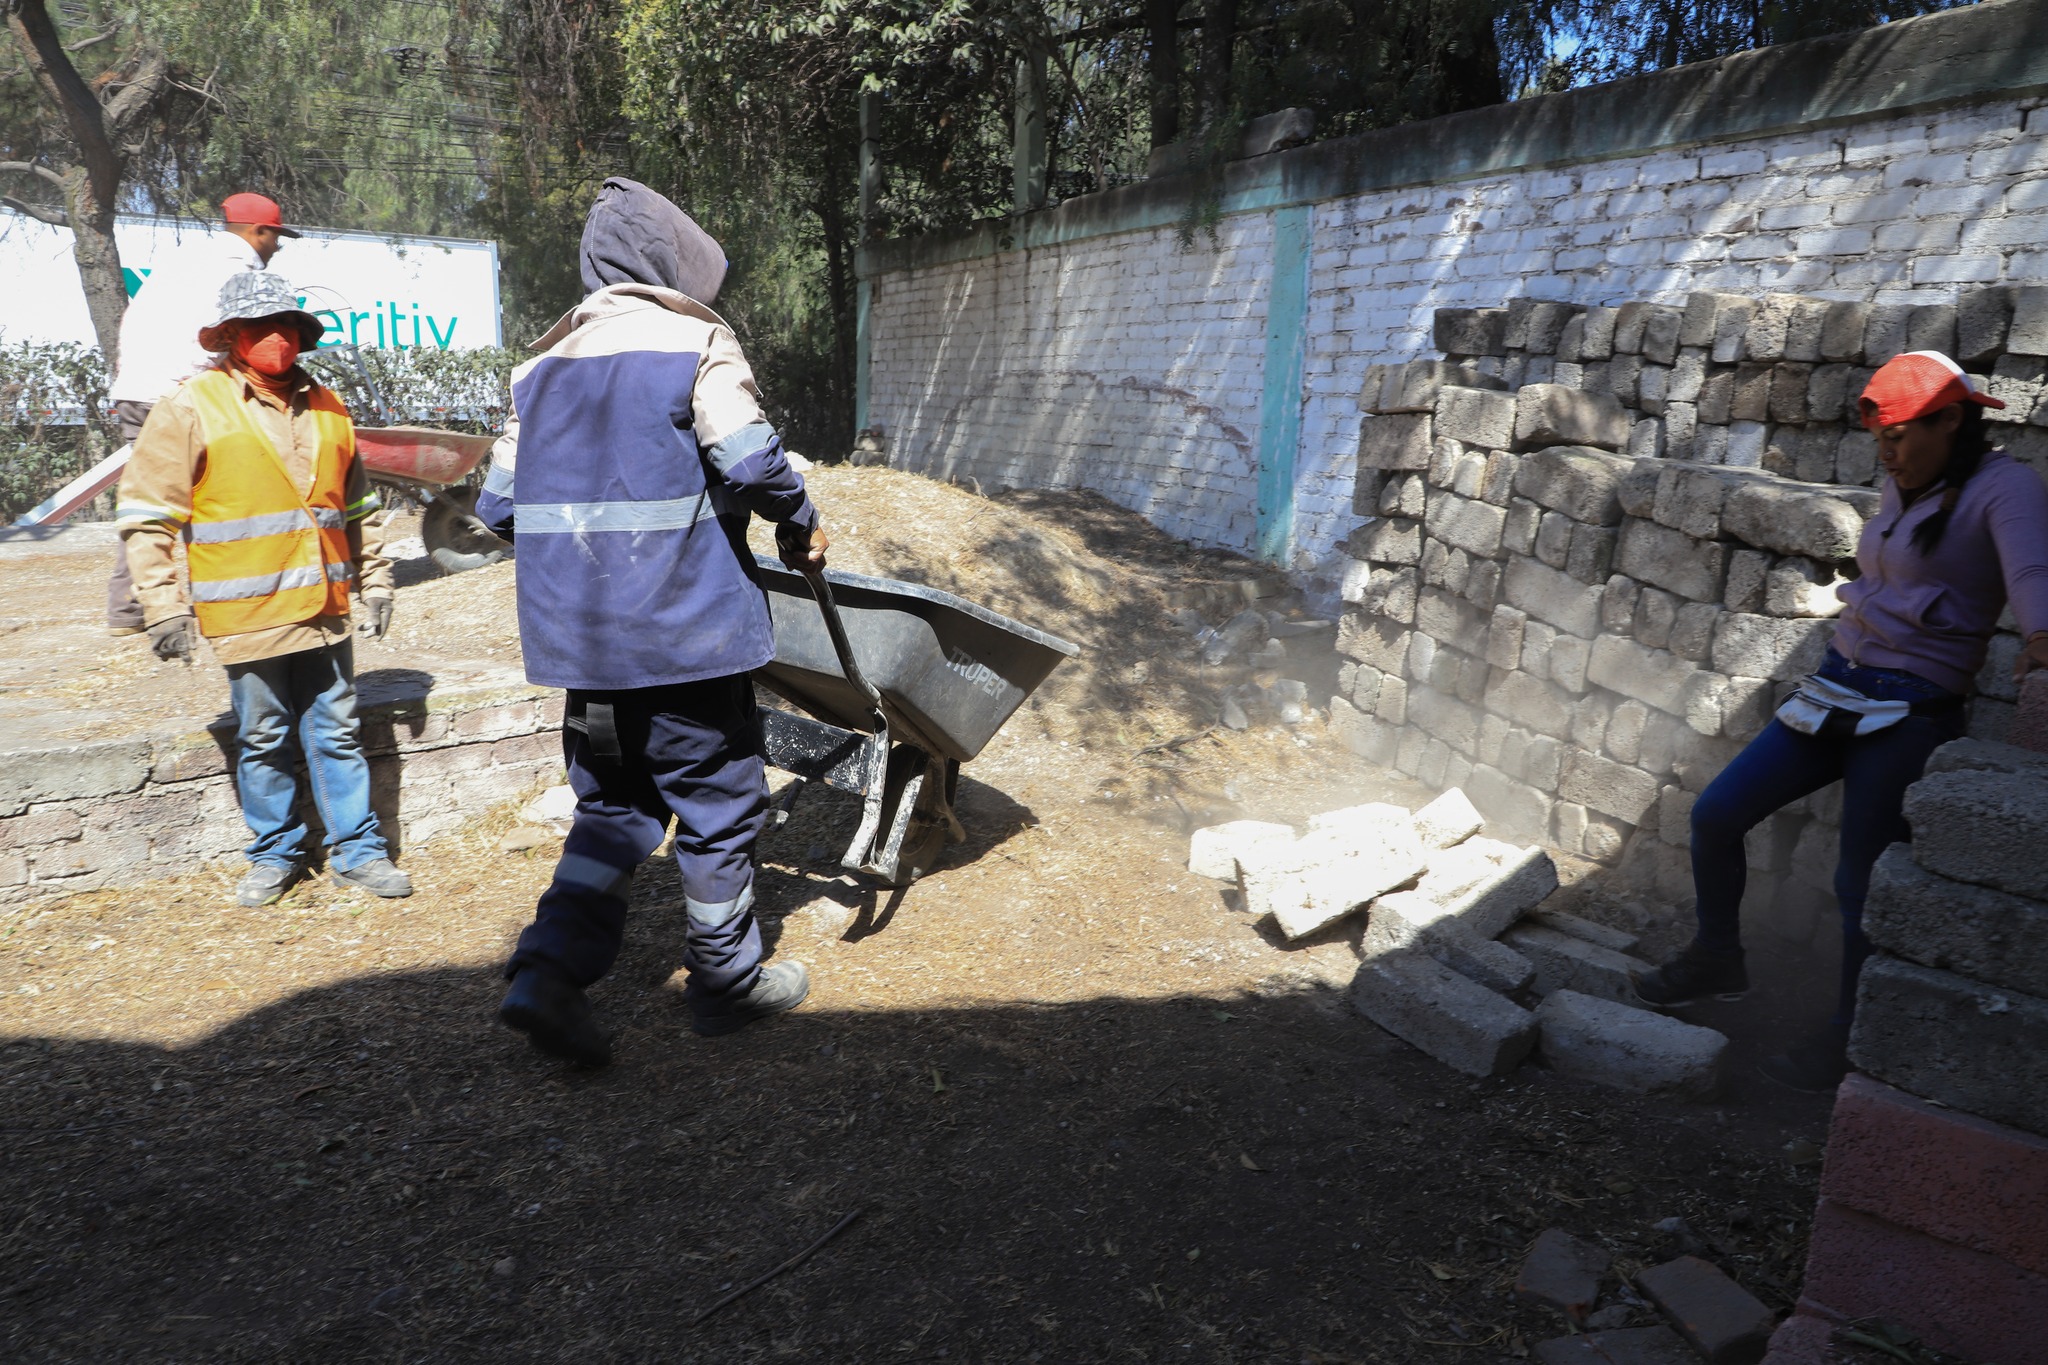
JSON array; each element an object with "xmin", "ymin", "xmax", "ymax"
[{"xmin": 746, "ymin": 464, "xmax": 1275, "ymax": 745}]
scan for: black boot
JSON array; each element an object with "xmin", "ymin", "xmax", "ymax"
[
  {"xmin": 1631, "ymin": 942, "xmax": 1749, "ymax": 1007},
  {"xmin": 499, "ymin": 965, "xmax": 612, "ymax": 1067},
  {"xmin": 691, "ymin": 961, "xmax": 810, "ymax": 1037},
  {"xmin": 1761, "ymin": 1024, "xmax": 1850, "ymax": 1093}
]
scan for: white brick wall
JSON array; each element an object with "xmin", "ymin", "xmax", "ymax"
[{"xmin": 867, "ymin": 96, "xmax": 2048, "ymax": 568}]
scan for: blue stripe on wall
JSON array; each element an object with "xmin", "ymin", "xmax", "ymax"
[{"xmin": 1255, "ymin": 204, "xmax": 1313, "ymax": 565}]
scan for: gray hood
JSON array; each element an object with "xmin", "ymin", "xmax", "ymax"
[{"xmin": 578, "ymin": 177, "xmax": 727, "ymax": 304}]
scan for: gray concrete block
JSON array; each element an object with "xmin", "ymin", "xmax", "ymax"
[
  {"xmin": 1558, "ymin": 749, "xmax": 1663, "ymax": 823},
  {"xmin": 1641, "ymin": 306, "xmax": 1684, "ymax": 366},
  {"xmin": 1836, "ymin": 428, "xmax": 1878, "ymax": 485},
  {"xmin": 1351, "ymin": 950, "xmax": 1538, "ymax": 1078},
  {"xmin": 1503, "ymin": 497, "xmax": 1543, "ymax": 556},
  {"xmin": 1508, "ymin": 299, "xmax": 1581, "ymax": 354},
  {"xmin": 1907, "ymin": 301, "xmax": 1957, "ymax": 358},
  {"xmin": 1924, "ymin": 736, "xmax": 2048, "ymax": 781},
  {"xmin": 1436, "ymin": 385, "xmax": 1519, "ymax": 449},
  {"xmin": 1503, "ymin": 556, "xmax": 1607, "ymax": 639},
  {"xmin": 1711, "ymin": 613, "xmax": 1833, "ymax": 681},
  {"xmin": 1378, "ymin": 472, "xmax": 1427, "ymax": 518},
  {"xmin": 1535, "ymin": 510, "xmax": 1573, "ymax": 569},
  {"xmin": 1336, "ymin": 613, "xmax": 1410, "ymax": 673},
  {"xmin": 1617, "ymin": 458, "xmax": 1660, "ymax": 519},
  {"xmin": 1581, "ymin": 634, "xmax": 1695, "ymax": 716},
  {"xmin": 1618, "ymin": 518, "xmax": 1729, "ymax": 604},
  {"xmin": 1710, "ymin": 297, "xmax": 1756, "ymax": 363},
  {"xmin": 1768, "ymin": 364, "xmax": 1811, "ymax": 424},
  {"xmin": 1764, "ymin": 557, "xmax": 1842, "ymax": 618},
  {"xmin": 1415, "ymin": 585, "xmax": 1490, "ymax": 656},
  {"xmin": 2008, "ymin": 286, "xmax": 2048, "ymax": 357},
  {"xmin": 1729, "ymin": 362, "xmax": 1772, "ymax": 422},
  {"xmin": 1905, "ymin": 768, "xmax": 2048, "ymax": 901},
  {"xmin": 1467, "ymin": 763, "xmax": 1556, "ymax": 844},
  {"xmin": 1616, "ymin": 300, "xmax": 1656, "ymax": 353},
  {"xmin": 1345, "ymin": 516, "xmax": 1422, "ymax": 565},
  {"xmin": 1431, "ymin": 934, "xmax": 1538, "ymax": 997},
  {"xmin": 1850, "ymin": 954, "xmax": 2048, "ymax": 1139},
  {"xmin": 1819, "ymin": 300, "xmax": 1870, "ymax": 363},
  {"xmin": 1719, "ymin": 481, "xmax": 1866, "ymax": 560},
  {"xmin": 1434, "ymin": 307, "xmax": 1508, "ymax": 357},
  {"xmin": 1669, "ymin": 601, "xmax": 1720, "ymax": 663},
  {"xmin": 1863, "ymin": 301, "xmax": 1914, "ymax": 365},
  {"xmin": 1784, "ymin": 297, "xmax": 1830, "ymax": 363},
  {"xmin": 1566, "ymin": 525, "xmax": 1617, "ymax": 585},
  {"xmin": 1580, "ymin": 306, "xmax": 1618, "ymax": 360},
  {"xmin": 1865, "ymin": 843, "xmax": 2048, "ymax": 998},
  {"xmin": 1481, "ymin": 450, "xmax": 1519, "ymax": 506},
  {"xmin": 1358, "ymin": 413, "xmax": 1434, "ymax": 471},
  {"xmin": 1505, "ymin": 924, "xmax": 1650, "ymax": 1004},
  {"xmin": 1695, "ymin": 369, "xmax": 1734, "ymax": 425},
  {"xmin": 1535, "ymin": 990, "xmax": 1726, "ymax": 1097},
  {"xmin": 1188, "ymin": 820, "xmax": 1296, "ymax": 881},
  {"xmin": 1514, "ymin": 385, "xmax": 1630, "ymax": 452},
  {"xmin": 1723, "ymin": 549, "xmax": 1769, "ymax": 614},
  {"xmin": 1511, "ymin": 446, "xmax": 1634, "ymax": 525},
  {"xmin": 1678, "ymin": 292, "xmax": 1734, "ymax": 349},
  {"xmin": 1741, "ymin": 293, "xmax": 1800, "ymax": 362},
  {"xmin": 1425, "ymin": 492, "xmax": 1509, "ymax": 558},
  {"xmin": 1602, "ymin": 573, "xmax": 1641, "ymax": 634},
  {"xmin": 1529, "ymin": 909, "xmax": 1641, "ymax": 954},
  {"xmin": 1486, "ymin": 603, "xmax": 1528, "ymax": 670},
  {"xmin": 1375, "ymin": 360, "xmax": 1509, "ymax": 413},
  {"xmin": 1486, "ymin": 669, "xmax": 1578, "ymax": 740},
  {"xmin": 1464, "ymin": 558, "xmax": 1503, "ymax": 612},
  {"xmin": 1651, "ymin": 463, "xmax": 1729, "ymax": 539},
  {"xmin": 1807, "ymin": 362, "xmax": 1853, "ymax": 424},
  {"xmin": 0, "ymin": 742, "xmax": 152, "ymax": 816}
]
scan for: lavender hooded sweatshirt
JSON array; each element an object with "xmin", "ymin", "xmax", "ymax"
[{"xmin": 1832, "ymin": 452, "xmax": 2048, "ymax": 695}]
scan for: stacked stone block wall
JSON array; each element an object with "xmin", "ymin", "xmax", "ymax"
[
  {"xmin": 863, "ymin": 0, "xmax": 2048, "ymax": 570},
  {"xmin": 1764, "ymin": 736, "xmax": 2048, "ymax": 1363},
  {"xmin": 0, "ymin": 680, "xmax": 565, "ymax": 907},
  {"xmin": 1328, "ymin": 290, "xmax": 2046, "ymax": 943}
]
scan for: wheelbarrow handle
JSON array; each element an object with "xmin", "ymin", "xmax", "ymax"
[{"xmin": 799, "ymin": 568, "xmax": 885, "ymax": 714}]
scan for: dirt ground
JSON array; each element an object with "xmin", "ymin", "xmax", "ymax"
[{"xmin": 0, "ymin": 470, "xmax": 1836, "ymax": 1364}]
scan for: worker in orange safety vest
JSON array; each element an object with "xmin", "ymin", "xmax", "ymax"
[{"xmin": 115, "ymin": 270, "xmax": 411, "ymax": 907}]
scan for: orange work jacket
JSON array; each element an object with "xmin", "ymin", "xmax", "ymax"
[{"xmin": 182, "ymin": 369, "xmax": 356, "ymax": 637}]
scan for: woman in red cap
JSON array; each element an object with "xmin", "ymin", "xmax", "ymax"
[{"xmin": 1632, "ymin": 350, "xmax": 2048, "ymax": 1090}]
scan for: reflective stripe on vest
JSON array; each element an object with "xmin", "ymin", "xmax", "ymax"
[
  {"xmin": 517, "ymin": 486, "xmax": 736, "ymax": 534},
  {"xmin": 182, "ymin": 369, "xmax": 356, "ymax": 637}
]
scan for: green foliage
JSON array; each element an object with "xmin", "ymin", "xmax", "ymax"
[
  {"xmin": 0, "ymin": 342, "xmax": 114, "ymax": 521},
  {"xmin": 302, "ymin": 346, "xmax": 523, "ymax": 434}
]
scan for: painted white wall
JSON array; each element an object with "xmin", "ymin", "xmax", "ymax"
[{"xmin": 867, "ymin": 99, "xmax": 2048, "ymax": 569}]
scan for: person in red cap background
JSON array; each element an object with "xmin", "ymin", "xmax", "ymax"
[
  {"xmin": 1632, "ymin": 349, "xmax": 2048, "ymax": 1091},
  {"xmin": 103, "ymin": 192, "xmax": 301, "ymax": 634}
]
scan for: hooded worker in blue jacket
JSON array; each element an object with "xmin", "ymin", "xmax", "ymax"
[{"xmin": 477, "ymin": 179, "xmax": 827, "ymax": 1067}]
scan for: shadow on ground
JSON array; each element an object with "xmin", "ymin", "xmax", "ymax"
[{"xmin": 3, "ymin": 948, "xmax": 1827, "ymax": 1364}]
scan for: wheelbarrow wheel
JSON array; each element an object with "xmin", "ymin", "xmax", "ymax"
[{"xmin": 421, "ymin": 485, "xmax": 510, "ymax": 575}]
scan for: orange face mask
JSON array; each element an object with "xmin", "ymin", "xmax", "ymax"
[{"xmin": 232, "ymin": 321, "xmax": 301, "ymax": 376}]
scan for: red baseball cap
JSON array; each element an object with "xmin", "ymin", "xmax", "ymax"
[
  {"xmin": 1859, "ymin": 350, "xmax": 2004, "ymax": 429},
  {"xmin": 221, "ymin": 192, "xmax": 301, "ymax": 238}
]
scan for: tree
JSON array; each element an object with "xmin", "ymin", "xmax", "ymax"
[{"xmin": 2, "ymin": 0, "xmax": 181, "ymax": 364}]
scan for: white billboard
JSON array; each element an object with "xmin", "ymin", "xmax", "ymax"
[{"xmin": 0, "ymin": 210, "xmax": 502, "ymax": 351}]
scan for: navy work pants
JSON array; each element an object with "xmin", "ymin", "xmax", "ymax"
[
  {"xmin": 508, "ymin": 675, "xmax": 770, "ymax": 1008},
  {"xmin": 1689, "ymin": 650, "xmax": 1965, "ymax": 1025}
]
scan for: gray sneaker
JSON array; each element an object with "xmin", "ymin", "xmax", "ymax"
[
  {"xmin": 692, "ymin": 961, "xmax": 810, "ymax": 1037},
  {"xmin": 331, "ymin": 857, "xmax": 413, "ymax": 898},
  {"xmin": 236, "ymin": 862, "xmax": 302, "ymax": 907}
]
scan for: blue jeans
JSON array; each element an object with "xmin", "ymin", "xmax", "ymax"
[
  {"xmin": 224, "ymin": 640, "xmax": 387, "ymax": 872},
  {"xmin": 1690, "ymin": 649, "xmax": 1966, "ymax": 1024}
]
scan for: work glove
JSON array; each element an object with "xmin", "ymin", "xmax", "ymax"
[
  {"xmin": 147, "ymin": 614, "xmax": 199, "ymax": 664},
  {"xmin": 358, "ymin": 593, "xmax": 395, "ymax": 641},
  {"xmin": 776, "ymin": 520, "xmax": 830, "ymax": 572}
]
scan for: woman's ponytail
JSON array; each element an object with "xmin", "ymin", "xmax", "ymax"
[{"xmin": 1910, "ymin": 406, "xmax": 1991, "ymax": 555}]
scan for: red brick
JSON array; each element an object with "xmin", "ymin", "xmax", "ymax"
[
  {"xmin": 1822, "ymin": 1072, "xmax": 2048, "ymax": 1276},
  {"xmin": 1635, "ymin": 1255, "xmax": 1776, "ymax": 1364},
  {"xmin": 1801, "ymin": 1198, "xmax": 2048, "ymax": 1365}
]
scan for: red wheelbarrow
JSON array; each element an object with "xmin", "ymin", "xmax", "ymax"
[{"xmin": 355, "ymin": 425, "xmax": 509, "ymax": 574}]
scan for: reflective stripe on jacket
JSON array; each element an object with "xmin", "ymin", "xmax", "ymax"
[{"xmin": 183, "ymin": 369, "xmax": 356, "ymax": 637}]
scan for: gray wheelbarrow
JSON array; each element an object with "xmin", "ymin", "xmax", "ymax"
[{"xmin": 753, "ymin": 556, "xmax": 1079, "ymax": 886}]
